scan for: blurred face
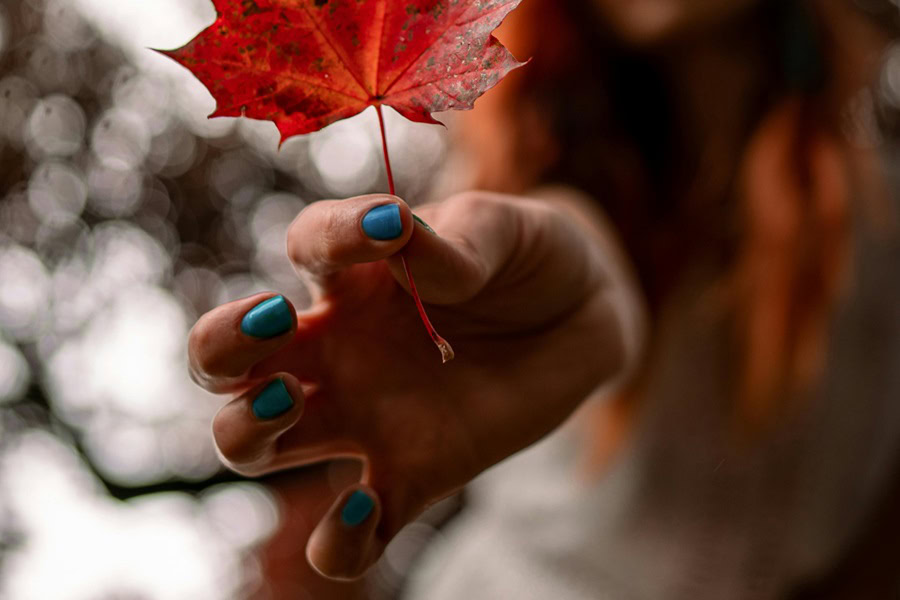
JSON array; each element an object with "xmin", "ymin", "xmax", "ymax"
[{"xmin": 593, "ymin": 0, "xmax": 761, "ymax": 45}]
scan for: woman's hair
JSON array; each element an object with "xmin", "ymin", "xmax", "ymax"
[{"xmin": 460, "ymin": 0, "xmax": 897, "ymax": 443}]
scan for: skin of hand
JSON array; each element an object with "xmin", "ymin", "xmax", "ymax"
[{"xmin": 188, "ymin": 191, "xmax": 628, "ymax": 580}]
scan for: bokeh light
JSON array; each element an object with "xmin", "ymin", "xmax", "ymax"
[
  {"xmin": 0, "ymin": 75, "xmax": 39, "ymax": 147},
  {"xmin": 0, "ymin": 0, "xmax": 448, "ymax": 596},
  {"xmin": 0, "ymin": 338, "xmax": 30, "ymax": 403},
  {"xmin": 0, "ymin": 243, "xmax": 51, "ymax": 341},
  {"xmin": 91, "ymin": 107, "xmax": 152, "ymax": 170},
  {"xmin": 0, "ymin": 0, "xmax": 897, "ymax": 597},
  {"xmin": 42, "ymin": 0, "xmax": 97, "ymax": 52},
  {"xmin": 47, "ymin": 284, "xmax": 188, "ymax": 422},
  {"xmin": 880, "ymin": 42, "xmax": 900, "ymax": 108},
  {"xmin": 201, "ymin": 483, "xmax": 279, "ymax": 549},
  {"xmin": 0, "ymin": 432, "xmax": 269, "ymax": 600},
  {"xmin": 27, "ymin": 161, "xmax": 87, "ymax": 226},
  {"xmin": 25, "ymin": 94, "xmax": 86, "ymax": 157},
  {"xmin": 310, "ymin": 111, "xmax": 380, "ymax": 197}
]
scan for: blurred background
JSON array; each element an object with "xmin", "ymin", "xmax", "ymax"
[
  {"xmin": 5, "ymin": 0, "xmax": 900, "ymax": 599},
  {"xmin": 0, "ymin": 0, "xmax": 447, "ymax": 597}
]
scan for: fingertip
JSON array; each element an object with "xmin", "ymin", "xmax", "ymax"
[
  {"xmin": 287, "ymin": 195, "xmax": 414, "ymax": 278},
  {"xmin": 250, "ymin": 374, "xmax": 304, "ymax": 421},
  {"xmin": 360, "ymin": 204, "xmax": 399, "ymax": 241},
  {"xmin": 212, "ymin": 374, "xmax": 304, "ymax": 473},
  {"xmin": 239, "ymin": 294, "xmax": 296, "ymax": 340},
  {"xmin": 352, "ymin": 195, "xmax": 414, "ymax": 251},
  {"xmin": 275, "ymin": 372, "xmax": 306, "ymax": 411},
  {"xmin": 307, "ymin": 485, "xmax": 383, "ymax": 580},
  {"xmin": 340, "ymin": 489, "xmax": 377, "ymax": 527},
  {"xmin": 189, "ymin": 292, "xmax": 298, "ymax": 392}
]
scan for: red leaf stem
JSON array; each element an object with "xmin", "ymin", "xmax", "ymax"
[
  {"xmin": 376, "ymin": 104, "xmax": 454, "ymax": 363},
  {"xmin": 375, "ymin": 104, "xmax": 396, "ymax": 196}
]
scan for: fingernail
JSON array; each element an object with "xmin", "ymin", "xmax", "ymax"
[
  {"xmin": 252, "ymin": 379, "xmax": 293, "ymax": 420},
  {"xmin": 413, "ymin": 214, "xmax": 437, "ymax": 235},
  {"xmin": 241, "ymin": 295, "xmax": 292, "ymax": 339},
  {"xmin": 341, "ymin": 490, "xmax": 374, "ymax": 526},
  {"xmin": 362, "ymin": 204, "xmax": 403, "ymax": 240}
]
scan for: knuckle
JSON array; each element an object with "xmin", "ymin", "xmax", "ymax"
[
  {"xmin": 187, "ymin": 362, "xmax": 208, "ymax": 388},
  {"xmin": 446, "ymin": 190, "xmax": 488, "ymax": 215},
  {"xmin": 286, "ymin": 213, "xmax": 308, "ymax": 267},
  {"xmin": 212, "ymin": 412, "xmax": 270, "ymax": 471},
  {"xmin": 441, "ymin": 194, "xmax": 507, "ymax": 297},
  {"xmin": 287, "ymin": 204, "xmax": 344, "ymax": 274},
  {"xmin": 286, "ymin": 203, "xmax": 322, "ymax": 267},
  {"xmin": 188, "ymin": 318, "xmax": 224, "ymax": 378},
  {"xmin": 447, "ymin": 191, "xmax": 510, "ymax": 221},
  {"xmin": 223, "ymin": 460, "xmax": 267, "ymax": 478},
  {"xmin": 188, "ymin": 315, "xmax": 211, "ymax": 354},
  {"xmin": 191, "ymin": 344, "xmax": 235, "ymax": 381},
  {"xmin": 313, "ymin": 215, "xmax": 346, "ymax": 271},
  {"xmin": 211, "ymin": 412, "xmax": 241, "ymax": 462}
]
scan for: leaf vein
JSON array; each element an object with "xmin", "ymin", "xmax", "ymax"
[
  {"xmin": 380, "ymin": 1, "xmax": 513, "ymax": 97},
  {"xmin": 373, "ymin": 0, "xmax": 388, "ymax": 94},
  {"xmin": 213, "ymin": 58, "xmax": 368, "ymax": 103},
  {"xmin": 297, "ymin": 2, "xmax": 371, "ymax": 98}
]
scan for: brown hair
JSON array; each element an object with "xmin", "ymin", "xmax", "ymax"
[{"xmin": 458, "ymin": 0, "xmax": 892, "ymax": 454}]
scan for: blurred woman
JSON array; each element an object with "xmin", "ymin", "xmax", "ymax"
[
  {"xmin": 188, "ymin": 0, "xmax": 900, "ymax": 598},
  {"xmin": 404, "ymin": 1, "xmax": 900, "ymax": 598}
]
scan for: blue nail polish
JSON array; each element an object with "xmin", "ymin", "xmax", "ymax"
[
  {"xmin": 362, "ymin": 205, "xmax": 402, "ymax": 240},
  {"xmin": 252, "ymin": 379, "xmax": 293, "ymax": 420},
  {"xmin": 241, "ymin": 295, "xmax": 292, "ymax": 339},
  {"xmin": 341, "ymin": 490, "xmax": 374, "ymax": 526}
]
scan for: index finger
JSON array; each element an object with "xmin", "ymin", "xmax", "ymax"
[
  {"xmin": 286, "ymin": 195, "xmax": 414, "ymax": 287},
  {"xmin": 188, "ymin": 292, "xmax": 297, "ymax": 393}
]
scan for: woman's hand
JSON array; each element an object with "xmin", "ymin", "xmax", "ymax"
[{"xmin": 188, "ymin": 191, "xmax": 628, "ymax": 579}]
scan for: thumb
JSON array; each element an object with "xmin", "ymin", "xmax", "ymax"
[
  {"xmin": 385, "ymin": 192, "xmax": 527, "ymax": 305},
  {"xmin": 306, "ymin": 486, "xmax": 383, "ymax": 580},
  {"xmin": 286, "ymin": 194, "xmax": 414, "ymax": 283}
]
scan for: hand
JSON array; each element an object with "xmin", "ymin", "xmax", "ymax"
[{"xmin": 188, "ymin": 191, "xmax": 627, "ymax": 579}]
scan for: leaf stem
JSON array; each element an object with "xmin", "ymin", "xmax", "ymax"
[
  {"xmin": 400, "ymin": 252, "xmax": 456, "ymax": 363},
  {"xmin": 375, "ymin": 104, "xmax": 454, "ymax": 363},
  {"xmin": 375, "ymin": 104, "xmax": 396, "ymax": 196}
]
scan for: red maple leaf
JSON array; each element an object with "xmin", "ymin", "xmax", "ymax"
[
  {"xmin": 160, "ymin": 0, "xmax": 525, "ymax": 143},
  {"xmin": 161, "ymin": 0, "xmax": 527, "ymax": 362}
]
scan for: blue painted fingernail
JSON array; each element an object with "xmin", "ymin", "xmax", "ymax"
[
  {"xmin": 341, "ymin": 490, "xmax": 374, "ymax": 526},
  {"xmin": 362, "ymin": 204, "xmax": 403, "ymax": 240},
  {"xmin": 241, "ymin": 295, "xmax": 292, "ymax": 339},
  {"xmin": 252, "ymin": 379, "xmax": 293, "ymax": 420}
]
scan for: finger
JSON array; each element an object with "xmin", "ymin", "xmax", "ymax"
[
  {"xmin": 390, "ymin": 192, "xmax": 604, "ymax": 333},
  {"xmin": 384, "ymin": 191, "xmax": 540, "ymax": 305},
  {"xmin": 306, "ymin": 485, "xmax": 383, "ymax": 580},
  {"xmin": 214, "ymin": 373, "xmax": 356, "ymax": 477},
  {"xmin": 188, "ymin": 292, "xmax": 297, "ymax": 393},
  {"xmin": 306, "ymin": 460, "xmax": 430, "ymax": 582},
  {"xmin": 286, "ymin": 195, "xmax": 414, "ymax": 285},
  {"xmin": 212, "ymin": 374, "xmax": 304, "ymax": 476},
  {"xmin": 257, "ymin": 462, "xmax": 368, "ymax": 599}
]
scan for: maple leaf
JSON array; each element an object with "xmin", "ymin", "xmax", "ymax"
[
  {"xmin": 160, "ymin": 0, "xmax": 525, "ymax": 143},
  {"xmin": 161, "ymin": 0, "xmax": 527, "ymax": 363}
]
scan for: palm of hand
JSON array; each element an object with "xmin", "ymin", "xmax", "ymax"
[{"xmin": 271, "ymin": 258, "xmax": 612, "ymax": 525}]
